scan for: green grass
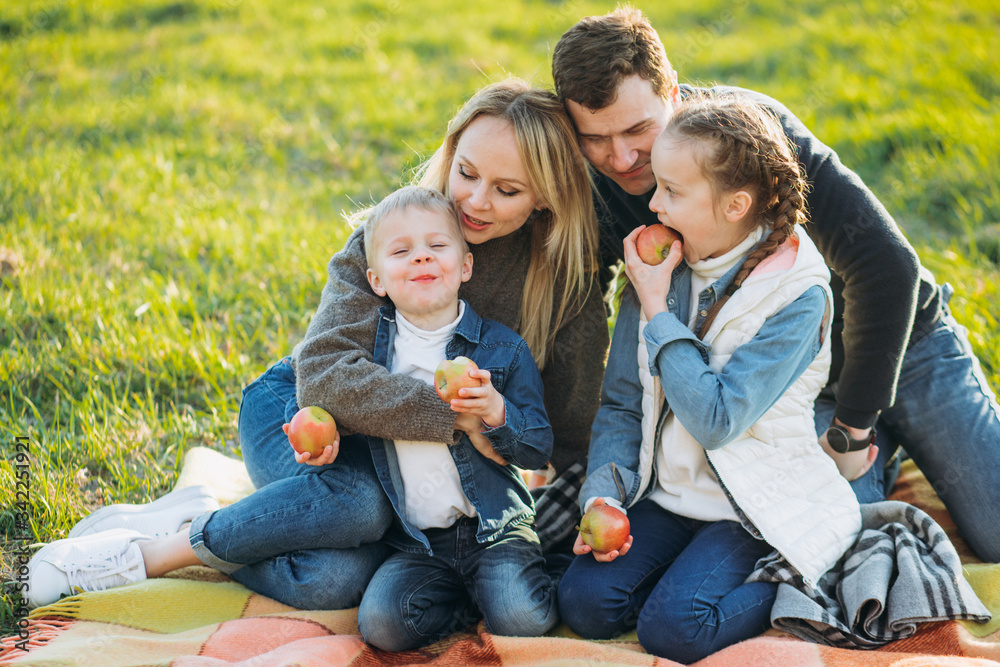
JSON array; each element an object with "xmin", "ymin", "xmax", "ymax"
[{"xmin": 2, "ymin": 0, "xmax": 998, "ymax": 633}]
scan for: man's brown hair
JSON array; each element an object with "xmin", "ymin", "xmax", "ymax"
[{"xmin": 552, "ymin": 5, "xmax": 672, "ymax": 110}]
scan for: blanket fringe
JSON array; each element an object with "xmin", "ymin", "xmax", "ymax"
[
  {"xmin": 0, "ymin": 617, "xmax": 74, "ymax": 662},
  {"xmin": 28, "ymin": 596, "xmax": 84, "ymax": 621}
]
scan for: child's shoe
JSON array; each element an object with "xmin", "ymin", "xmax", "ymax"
[
  {"xmin": 69, "ymin": 485, "xmax": 219, "ymax": 539},
  {"xmin": 25, "ymin": 528, "xmax": 147, "ymax": 609}
]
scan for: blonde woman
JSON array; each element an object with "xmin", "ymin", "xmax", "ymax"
[{"xmin": 28, "ymin": 79, "xmax": 608, "ymax": 613}]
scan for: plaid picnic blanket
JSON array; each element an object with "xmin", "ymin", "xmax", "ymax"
[
  {"xmin": 749, "ymin": 501, "xmax": 991, "ymax": 647},
  {"xmin": 3, "ymin": 449, "xmax": 998, "ymax": 666}
]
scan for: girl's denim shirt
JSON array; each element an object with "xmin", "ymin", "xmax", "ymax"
[
  {"xmin": 584, "ymin": 257, "xmax": 827, "ymax": 510},
  {"xmin": 364, "ymin": 301, "xmax": 553, "ymax": 555}
]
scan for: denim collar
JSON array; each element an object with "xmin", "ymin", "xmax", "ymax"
[{"xmin": 377, "ymin": 299, "xmax": 483, "ymax": 345}]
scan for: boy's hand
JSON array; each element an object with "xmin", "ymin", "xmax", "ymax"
[
  {"xmin": 287, "ymin": 430, "xmax": 340, "ymax": 466},
  {"xmin": 623, "ymin": 225, "xmax": 684, "ymax": 322},
  {"xmin": 573, "ymin": 499, "xmax": 634, "ymax": 563},
  {"xmin": 448, "ymin": 368, "xmax": 505, "ymax": 428},
  {"xmin": 454, "ymin": 412, "xmax": 508, "ymax": 466}
]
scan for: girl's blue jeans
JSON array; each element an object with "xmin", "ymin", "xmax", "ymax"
[
  {"xmin": 358, "ymin": 518, "xmax": 558, "ymax": 651},
  {"xmin": 187, "ymin": 357, "xmax": 394, "ymax": 609},
  {"xmin": 557, "ymin": 499, "xmax": 777, "ymax": 665}
]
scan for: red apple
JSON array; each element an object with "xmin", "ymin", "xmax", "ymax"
[
  {"xmin": 434, "ymin": 356, "xmax": 480, "ymax": 402},
  {"xmin": 635, "ymin": 224, "xmax": 683, "ymax": 265},
  {"xmin": 283, "ymin": 406, "xmax": 337, "ymax": 458},
  {"xmin": 578, "ymin": 504, "xmax": 630, "ymax": 553}
]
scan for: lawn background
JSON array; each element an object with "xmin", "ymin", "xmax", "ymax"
[{"xmin": 2, "ymin": 0, "xmax": 998, "ymax": 631}]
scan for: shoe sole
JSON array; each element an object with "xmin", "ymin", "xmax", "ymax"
[{"xmin": 69, "ymin": 485, "xmax": 219, "ymax": 539}]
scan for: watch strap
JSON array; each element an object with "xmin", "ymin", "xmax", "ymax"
[{"xmin": 827, "ymin": 425, "xmax": 876, "ymax": 453}]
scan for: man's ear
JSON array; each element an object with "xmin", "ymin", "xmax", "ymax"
[
  {"xmin": 724, "ymin": 190, "xmax": 753, "ymax": 224},
  {"xmin": 460, "ymin": 251, "xmax": 473, "ymax": 283},
  {"xmin": 366, "ymin": 267, "xmax": 387, "ymax": 297},
  {"xmin": 667, "ymin": 68, "xmax": 681, "ymax": 107}
]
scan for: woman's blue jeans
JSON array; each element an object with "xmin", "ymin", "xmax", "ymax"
[
  {"xmin": 557, "ymin": 499, "xmax": 777, "ymax": 665},
  {"xmin": 187, "ymin": 357, "xmax": 394, "ymax": 609}
]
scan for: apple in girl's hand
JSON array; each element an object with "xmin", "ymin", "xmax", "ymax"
[
  {"xmin": 435, "ymin": 356, "xmax": 480, "ymax": 402},
  {"xmin": 636, "ymin": 224, "xmax": 683, "ymax": 265},
  {"xmin": 283, "ymin": 406, "xmax": 337, "ymax": 458},
  {"xmin": 578, "ymin": 504, "xmax": 631, "ymax": 553}
]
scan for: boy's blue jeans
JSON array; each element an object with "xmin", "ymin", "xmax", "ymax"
[
  {"xmin": 358, "ymin": 518, "xmax": 558, "ymax": 651},
  {"xmin": 815, "ymin": 292, "xmax": 1000, "ymax": 563},
  {"xmin": 557, "ymin": 500, "xmax": 777, "ymax": 664},
  {"xmin": 187, "ymin": 357, "xmax": 394, "ymax": 609}
]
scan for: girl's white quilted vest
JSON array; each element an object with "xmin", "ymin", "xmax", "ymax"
[{"xmin": 636, "ymin": 227, "xmax": 861, "ymax": 584}]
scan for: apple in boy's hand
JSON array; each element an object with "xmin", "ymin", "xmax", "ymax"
[
  {"xmin": 434, "ymin": 356, "xmax": 480, "ymax": 402},
  {"xmin": 283, "ymin": 406, "xmax": 338, "ymax": 458},
  {"xmin": 578, "ymin": 503, "xmax": 631, "ymax": 553},
  {"xmin": 635, "ymin": 224, "xmax": 683, "ymax": 265}
]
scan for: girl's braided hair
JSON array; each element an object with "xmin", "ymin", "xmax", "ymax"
[{"xmin": 664, "ymin": 93, "xmax": 810, "ymax": 337}]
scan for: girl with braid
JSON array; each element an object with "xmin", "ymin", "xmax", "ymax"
[{"xmin": 557, "ymin": 94, "xmax": 862, "ymax": 663}]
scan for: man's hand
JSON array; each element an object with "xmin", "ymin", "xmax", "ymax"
[
  {"xmin": 623, "ymin": 225, "xmax": 684, "ymax": 321},
  {"xmin": 454, "ymin": 412, "xmax": 507, "ymax": 466},
  {"xmin": 572, "ymin": 498, "xmax": 633, "ymax": 562},
  {"xmin": 819, "ymin": 419, "xmax": 878, "ymax": 481}
]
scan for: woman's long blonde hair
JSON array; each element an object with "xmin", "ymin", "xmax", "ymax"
[{"xmin": 412, "ymin": 78, "xmax": 600, "ymax": 369}]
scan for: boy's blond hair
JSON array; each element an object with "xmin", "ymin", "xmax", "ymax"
[{"xmin": 360, "ymin": 185, "xmax": 467, "ymax": 269}]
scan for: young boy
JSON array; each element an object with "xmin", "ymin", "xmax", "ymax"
[
  {"xmin": 353, "ymin": 185, "xmax": 559, "ymax": 650},
  {"xmin": 24, "ymin": 187, "xmax": 558, "ymax": 639}
]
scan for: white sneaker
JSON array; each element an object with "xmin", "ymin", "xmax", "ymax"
[
  {"xmin": 69, "ymin": 485, "xmax": 219, "ymax": 539},
  {"xmin": 25, "ymin": 528, "xmax": 148, "ymax": 609}
]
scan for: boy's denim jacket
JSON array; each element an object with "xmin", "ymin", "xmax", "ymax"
[{"xmin": 364, "ymin": 301, "xmax": 553, "ymax": 555}]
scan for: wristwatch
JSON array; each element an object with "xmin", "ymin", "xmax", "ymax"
[{"xmin": 825, "ymin": 425, "xmax": 876, "ymax": 454}]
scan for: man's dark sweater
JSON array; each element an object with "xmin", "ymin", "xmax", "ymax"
[{"xmin": 595, "ymin": 85, "xmax": 944, "ymax": 430}]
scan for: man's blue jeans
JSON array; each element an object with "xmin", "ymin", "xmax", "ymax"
[
  {"xmin": 815, "ymin": 290, "xmax": 1000, "ymax": 562},
  {"xmin": 557, "ymin": 500, "xmax": 777, "ymax": 664},
  {"xmin": 188, "ymin": 357, "xmax": 394, "ymax": 609},
  {"xmin": 358, "ymin": 518, "xmax": 558, "ymax": 651}
]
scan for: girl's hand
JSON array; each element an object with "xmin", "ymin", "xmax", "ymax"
[
  {"xmin": 572, "ymin": 498, "xmax": 633, "ymax": 562},
  {"xmin": 448, "ymin": 368, "xmax": 505, "ymax": 428},
  {"xmin": 623, "ymin": 225, "xmax": 684, "ymax": 322},
  {"xmin": 454, "ymin": 412, "xmax": 508, "ymax": 466},
  {"xmin": 288, "ymin": 430, "xmax": 340, "ymax": 466},
  {"xmin": 573, "ymin": 531, "xmax": 634, "ymax": 562}
]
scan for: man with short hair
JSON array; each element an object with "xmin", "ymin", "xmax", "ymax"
[{"xmin": 553, "ymin": 6, "xmax": 1000, "ymax": 563}]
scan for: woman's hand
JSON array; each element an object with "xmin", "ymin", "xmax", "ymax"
[
  {"xmin": 448, "ymin": 368, "xmax": 505, "ymax": 428},
  {"xmin": 623, "ymin": 226, "xmax": 684, "ymax": 322},
  {"xmin": 454, "ymin": 412, "xmax": 508, "ymax": 466},
  {"xmin": 289, "ymin": 430, "xmax": 340, "ymax": 467},
  {"xmin": 572, "ymin": 498, "xmax": 633, "ymax": 562}
]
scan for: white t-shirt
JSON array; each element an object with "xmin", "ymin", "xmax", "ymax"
[
  {"xmin": 647, "ymin": 228, "xmax": 762, "ymax": 521},
  {"xmin": 391, "ymin": 302, "xmax": 478, "ymax": 530}
]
